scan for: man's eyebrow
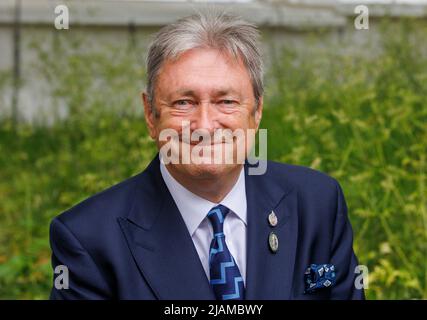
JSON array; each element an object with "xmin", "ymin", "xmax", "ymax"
[
  {"xmin": 213, "ymin": 88, "xmax": 240, "ymax": 97},
  {"xmin": 169, "ymin": 88, "xmax": 240, "ymax": 98},
  {"xmin": 170, "ymin": 89, "xmax": 197, "ymax": 98}
]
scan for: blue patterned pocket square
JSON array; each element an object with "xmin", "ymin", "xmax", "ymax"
[{"xmin": 304, "ymin": 264, "xmax": 336, "ymax": 294}]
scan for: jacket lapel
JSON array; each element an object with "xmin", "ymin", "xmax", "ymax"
[
  {"xmin": 118, "ymin": 156, "xmax": 215, "ymax": 299},
  {"xmin": 244, "ymin": 163, "xmax": 299, "ymax": 299},
  {"xmin": 118, "ymin": 156, "xmax": 299, "ymax": 300}
]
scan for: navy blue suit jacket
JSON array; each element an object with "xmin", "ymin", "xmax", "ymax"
[{"xmin": 50, "ymin": 156, "xmax": 364, "ymax": 299}]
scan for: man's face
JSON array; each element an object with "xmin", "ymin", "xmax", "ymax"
[{"xmin": 143, "ymin": 47, "xmax": 263, "ymax": 180}]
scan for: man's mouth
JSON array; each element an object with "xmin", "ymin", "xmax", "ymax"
[{"xmin": 181, "ymin": 139, "xmax": 232, "ymax": 146}]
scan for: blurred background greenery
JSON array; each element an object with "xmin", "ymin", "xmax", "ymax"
[{"xmin": 0, "ymin": 17, "xmax": 426, "ymax": 299}]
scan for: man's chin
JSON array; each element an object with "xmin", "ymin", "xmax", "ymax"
[{"xmin": 170, "ymin": 162, "xmax": 241, "ymax": 180}]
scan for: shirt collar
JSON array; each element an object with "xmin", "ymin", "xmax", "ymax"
[{"xmin": 159, "ymin": 158, "xmax": 247, "ymax": 236}]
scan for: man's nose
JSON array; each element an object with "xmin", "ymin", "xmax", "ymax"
[{"xmin": 190, "ymin": 102, "xmax": 219, "ymax": 133}]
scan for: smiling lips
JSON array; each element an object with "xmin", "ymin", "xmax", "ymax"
[{"xmin": 178, "ymin": 134, "xmax": 238, "ymax": 146}]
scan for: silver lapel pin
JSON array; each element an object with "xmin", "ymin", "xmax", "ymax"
[
  {"xmin": 268, "ymin": 231, "xmax": 279, "ymax": 253},
  {"xmin": 268, "ymin": 210, "xmax": 278, "ymax": 227}
]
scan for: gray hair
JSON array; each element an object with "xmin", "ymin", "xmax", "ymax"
[{"xmin": 145, "ymin": 11, "xmax": 264, "ymax": 114}]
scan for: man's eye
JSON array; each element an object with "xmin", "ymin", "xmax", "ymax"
[
  {"xmin": 173, "ymin": 100, "xmax": 193, "ymax": 108},
  {"xmin": 219, "ymin": 100, "xmax": 236, "ymax": 106}
]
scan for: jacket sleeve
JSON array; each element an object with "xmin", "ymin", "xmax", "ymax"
[
  {"xmin": 329, "ymin": 181, "xmax": 365, "ymax": 300},
  {"xmin": 49, "ymin": 217, "xmax": 111, "ymax": 300}
]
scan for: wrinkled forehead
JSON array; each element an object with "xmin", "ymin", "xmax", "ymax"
[{"xmin": 155, "ymin": 48, "xmax": 252, "ymax": 97}]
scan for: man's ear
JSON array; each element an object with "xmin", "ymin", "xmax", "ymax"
[
  {"xmin": 254, "ymin": 96, "xmax": 263, "ymax": 130},
  {"xmin": 142, "ymin": 92, "xmax": 157, "ymax": 140}
]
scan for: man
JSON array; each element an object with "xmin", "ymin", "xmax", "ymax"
[{"xmin": 50, "ymin": 12, "xmax": 364, "ymax": 300}]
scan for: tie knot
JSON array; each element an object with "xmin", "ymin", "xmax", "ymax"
[{"xmin": 207, "ymin": 204, "xmax": 229, "ymax": 235}]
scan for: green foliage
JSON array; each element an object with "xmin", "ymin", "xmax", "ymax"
[
  {"xmin": 0, "ymin": 20, "xmax": 426, "ymax": 299},
  {"xmin": 264, "ymin": 19, "xmax": 427, "ymax": 299}
]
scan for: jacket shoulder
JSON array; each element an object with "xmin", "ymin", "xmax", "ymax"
[{"xmin": 53, "ymin": 171, "xmax": 144, "ymax": 229}]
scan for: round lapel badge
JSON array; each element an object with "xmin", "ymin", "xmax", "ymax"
[{"xmin": 268, "ymin": 231, "xmax": 279, "ymax": 253}]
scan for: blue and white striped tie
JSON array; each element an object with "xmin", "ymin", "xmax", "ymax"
[{"xmin": 207, "ymin": 204, "xmax": 245, "ymax": 300}]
